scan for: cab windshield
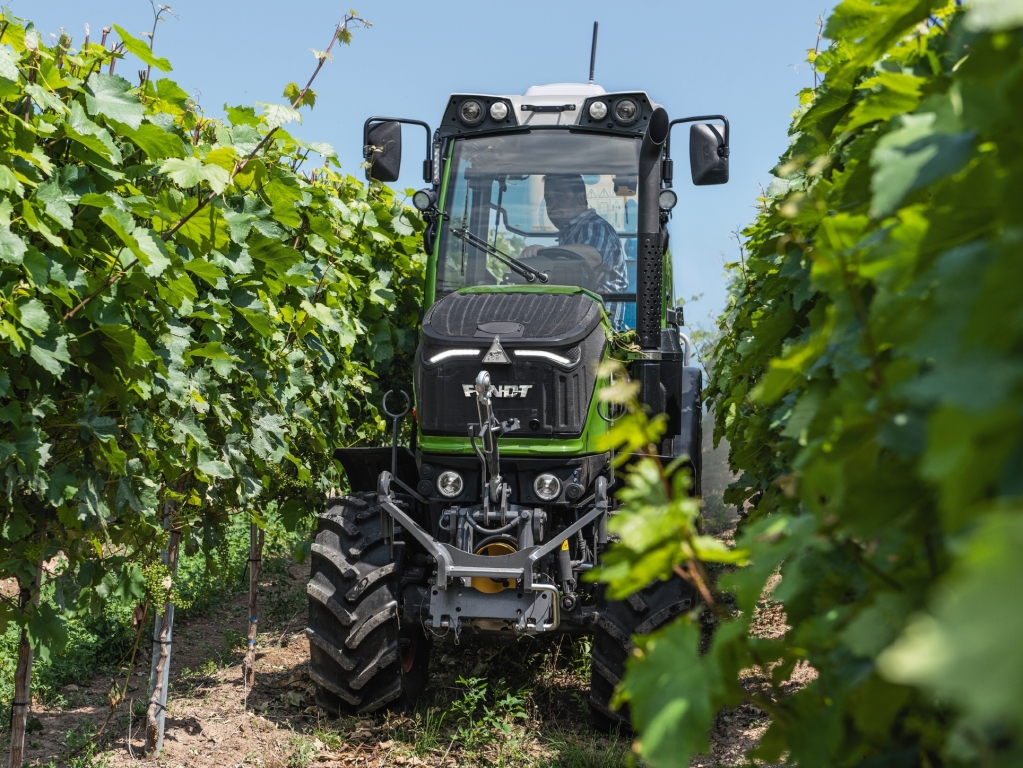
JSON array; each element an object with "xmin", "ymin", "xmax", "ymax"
[{"xmin": 436, "ymin": 130, "xmax": 642, "ymax": 330}]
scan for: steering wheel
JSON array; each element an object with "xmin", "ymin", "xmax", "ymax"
[{"xmin": 536, "ymin": 247, "xmax": 599, "ymax": 290}]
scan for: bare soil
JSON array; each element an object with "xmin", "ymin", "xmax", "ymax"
[{"xmin": 9, "ymin": 421, "xmax": 802, "ymax": 767}]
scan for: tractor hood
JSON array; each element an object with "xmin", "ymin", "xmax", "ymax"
[{"xmin": 416, "ymin": 288, "xmax": 608, "ymax": 439}]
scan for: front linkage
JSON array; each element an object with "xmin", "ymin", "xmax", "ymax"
[{"xmin": 376, "ymin": 371, "xmax": 610, "ymax": 637}]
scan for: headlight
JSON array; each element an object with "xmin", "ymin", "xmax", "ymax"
[
  {"xmin": 412, "ymin": 188, "xmax": 437, "ymax": 211},
  {"xmin": 613, "ymin": 98, "xmax": 639, "ymax": 125},
  {"xmin": 437, "ymin": 471, "xmax": 463, "ymax": 498},
  {"xmin": 658, "ymin": 189, "xmax": 678, "ymax": 211},
  {"xmin": 588, "ymin": 101, "xmax": 608, "ymax": 120},
  {"xmin": 459, "ymin": 99, "xmax": 484, "ymax": 125},
  {"xmin": 534, "ymin": 473, "xmax": 561, "ymax": 501},
  {"xmin": 489, "ymin": 101, "xmax": 509, "ymax": 121}
]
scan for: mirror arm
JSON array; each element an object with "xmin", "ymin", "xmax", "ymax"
[
  {"xmin": 663, "ymin": 115, "xmax": 730, "ymax": 186},
  {"xmin": 363, "ymin": 116, "xmax": 434, "ymax": 182}
]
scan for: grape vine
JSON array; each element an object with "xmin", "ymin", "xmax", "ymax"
[
  {"xmin": 598, "ymin": 1, "xmax": 1023, "ymax": 765},
  {"xmin": 0, "ymin": 9, "xmax": 423, "ymax": 759}
]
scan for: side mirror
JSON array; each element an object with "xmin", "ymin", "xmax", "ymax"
[
  {"xmin": 364, "ymin": 120, "xmax": 402, "ymax": 182},
  {"xmin": 689, "ymin": 123, "xmax": 729, "ymax": 186}
]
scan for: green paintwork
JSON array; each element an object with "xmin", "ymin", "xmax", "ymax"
[
  {"xmin": 423, "ymin": 146, "xmax": 453, "ymax": 309},
  {"xmin": 459, "ymin": 283, "xmax": 603, "ymax": 300}
]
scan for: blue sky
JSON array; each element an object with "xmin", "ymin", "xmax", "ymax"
[{"xmin": 23, "ymin": 0, "xmax": 832, "ymax": 330}]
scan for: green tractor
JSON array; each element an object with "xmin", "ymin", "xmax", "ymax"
[{"xmin": 306, "ymin": 48, "xmax": 729, "ymax": 726}]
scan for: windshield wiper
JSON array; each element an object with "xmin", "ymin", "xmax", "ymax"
[{"xmin": 450, "ymin": 227, "xmax": 549, "ymax": 284}]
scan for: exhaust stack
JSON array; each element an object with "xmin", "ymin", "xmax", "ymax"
[{"xmin": 636, "ymin": 107, "xmax": 669, "ymax": 350}]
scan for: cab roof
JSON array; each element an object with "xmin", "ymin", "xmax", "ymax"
[{"xmin": 438, "ymin": 84, "xmax": 662, "ymax": 137}]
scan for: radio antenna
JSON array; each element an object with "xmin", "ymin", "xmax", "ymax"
[{"xmin": 589, "ymin": 21, "xmax": 598, "ymax": 84}]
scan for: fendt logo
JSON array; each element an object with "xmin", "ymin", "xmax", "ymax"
[{"xmin": 462, "ymin": 384, "xmax": 534, "ymax": 398}]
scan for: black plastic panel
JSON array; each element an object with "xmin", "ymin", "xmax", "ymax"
[
  {"xmin": 423, "ymin": 291, "xmax": 602, "ymax": 346},
  {"xmin": 417, "ymin": 291, "xmax": 606, "ymax": 438}
]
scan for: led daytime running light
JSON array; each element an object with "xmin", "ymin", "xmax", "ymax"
[
  {"xmin": 513, "ymin": 350, "xmax": 573, "ymax": 366},
  {"xmin": 428, "ymin": 349, "xmax": 480, "ymax": 364}
]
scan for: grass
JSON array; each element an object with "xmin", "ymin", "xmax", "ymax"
[
  {"xmin": 301, "ymin": 635, "xmax": 630, "ymax": 768},
  {"xmin": 36, "ymin": 725, "xmax": 111, "ymax": 768}
]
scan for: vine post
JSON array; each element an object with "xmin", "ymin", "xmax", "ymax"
[
  {"xmin": 243, "ymin": 522, "xmax": 266, "ymax": 704},
  {"xmin": 7, "ymin": 555, "xmax": 44, "ymax": 768},
  {"xmin": 145, "ymin": 508, "xmax": 181, "ymax": 756}
]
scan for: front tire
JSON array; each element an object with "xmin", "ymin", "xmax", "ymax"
[
  {"xmin": 306, "ymin": 492, "xmax": 430, "ymax": 715},
  {"xmin": 589, "ymin": 576, "xmax": 696, "ymax": 729}
]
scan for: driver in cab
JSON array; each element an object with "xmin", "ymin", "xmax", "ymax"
[{"xmin": 519, "ymin": 175, "xmax": 629, "ymax": 330}]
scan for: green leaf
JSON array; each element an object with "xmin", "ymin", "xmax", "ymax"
[
  {"xmin": 255, "ymin": 102, "xmax": 301, "ymax": 130},
  {"xmin": 0, "ymin": 165, "xmax": 20, "ymax": 194},
  {"xmin": 225, "ymin": 105, "xmax": 260, "ymax": 127},
  {"xmin": 246, "ymin": 232, "xmax": 302, "ymax": 274},
  {"xmin": 29, "ymin": 334, "xmax": 72, "ymax": 376},
  {"xmin": 237, "ymin": 307, "xmax": 274, "ymax": 336},
  {"xmin": 964, "ymin": 0, "xmax": 1023, "ymax": 30},
  {"xmin": 63, "ymin": 101, "xmax": 122, "ymax": 163},
  {"xmin": 183, "ymin": 258, "xmax": 225, "ymax": 286},
  {"xmin": 172, "ymin": 411, "xmax": 208, "ymax": 447},
  {"xmin": 132, "ymin": 229, "xmax": 173, "ymax": 277},
  {"xmin": 122, "ymin": 123, "xmax": 187, "ymax": 161},
  {"xmin": 160, "ymin": 157, "xmax": 231, "ymax": 193},
  {"xmin": 28, "ymin": 602, "xmax": 68, "ymax": 664},
  {"xmin": 78, "ymin": 193, "xmax": 119, "ymax": 208},
  {"xmin": 16, "ymin": 298, "xmax": 51, "ymax": 336},
  {"xmin": 0, "ymin": 229, "xmax": 27, "ymax": 264},
  {"xmin": 25, "ymin": 83, "xmax": 67, "ymax": 115},
  {"xmin": 870, "ymin": 114, "xmax": 975, "ymax": 218},
  {"xmin": 99, "ymin": 325, "xmax": 156, "ymax": 366},
  {"xmin": 197, "ymin": 459, "xmax": 234, "ymax": 479},
  {"xmin": 85, "ymin": 74, "xmax": 145, "ymax": 131},
  {"xmin": 178, "ymin": 163, "xmax": 230, "ymax": 196},
  {"xmin": 190, "ymin": 341, "xmax": 236, "ymax": 360},
  {"xmin": 878, "ymin": 510, "xmax": 1023, "ymax": 732},
  {"xmin": 843, "ymin": 71, "xmax": 925, "ymax": 134},
  {"xmin": 45, "ymin": 463, "xmax": 79, "ymax": 506},
  {"xmin": 112, "ymin": 25, "xmax": 173, "ymax": 72},
  {"xmin": 100, "ymin": 207, "xmax": 137, "ymax": 245},
  {"xmin": 0, "ymin": 46, "xmax": 19, "ymax": 81},
  {"xmin": 624, "ymin": 620, "xmax": 718, "ymax": 768},
  {"xmin": 283, "ymin": 82, "xmax": 316, "ymax": 109},
  {"xmin": 36, "ymin": 180, "xmax": 75, "ymax": 230},
  {"xmin": 278, "ymin": 499, "xmax": 308, "ymax": 532}
]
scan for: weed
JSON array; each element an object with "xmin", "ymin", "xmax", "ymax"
[
  {"xmin": 286, "ymin": 733, "xmax": 318, "ymax": 767},
  {"xmin": 42, "ymin": 725, "xmax": 111, "ymax": 768},
  {"xmin": 222, "ymin": 627, "xmax": 246, "ymax": 656},
  {"xmin": 544, "ymin": 729, "xmax": 629, "ymax": 768},
  {"xmin": 447, "ymin": 675, "xmax": 530, "ymax": 756}
]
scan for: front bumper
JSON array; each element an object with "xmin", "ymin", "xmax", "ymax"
[{"xmin": 378, "ymin": 471, "xmax": 607, "ymax": 634}]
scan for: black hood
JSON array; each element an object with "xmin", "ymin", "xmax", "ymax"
[
  {"xmin": 421, "ymin": 290, "xmax": 603, "ymax": 346},
  {"xmin": 416, "ymin": 290, "xmax": 607, "ymax": 438}
]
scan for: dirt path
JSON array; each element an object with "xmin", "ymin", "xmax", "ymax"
[{"xmin": 14, "ymin": 418, "xmax": 793, "ymax": 767}]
